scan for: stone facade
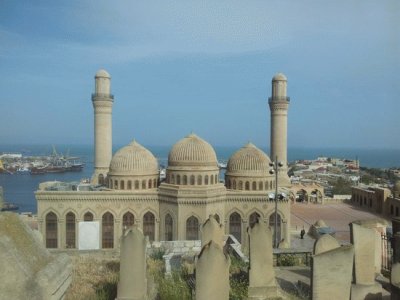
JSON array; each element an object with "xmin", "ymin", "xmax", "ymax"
[{"xmin": 36, "ymin": 71, "xmax": 291, "ymax": 250}]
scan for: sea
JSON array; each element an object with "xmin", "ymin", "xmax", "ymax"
[{"xmin": 0, "ymin": 144, "xmax": 399, "ymax": 214}]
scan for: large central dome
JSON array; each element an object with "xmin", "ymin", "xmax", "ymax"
[{"xmin": 168, "ymin": 133, "xmax": 218, "ymax": 168}]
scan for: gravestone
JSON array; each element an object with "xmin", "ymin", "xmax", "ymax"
[
  {"xmin": 117, "ymin": 226, "xmax": 147, "ymax": 300},
  {"xmin": 391, "ymin": 262, "xmax": 400, "ymax": 300},
  {"xmin": 313, "ymin": 234, "xmax": 340, "ymax": 255},
  {"xmin": 0, "ymin": 212, "xmax": 72, "ymax": 300},
  {"xmin": 350, "ymin": 222, "xmax": 382, "ymax": 300},
  {"xmin": 201, "ymin": 214, "xmax": 224, "ymax": 247},
  {"xmin": 248, "ymin": 219, "xmax": 281, "ymax": 299},
  {"xmin": 311, "ymin": 242, "xmax": 354, "ymax": 300},
  {"xmin": 196, "ymin": 240, "xmax": 230, "ymax": 300}
]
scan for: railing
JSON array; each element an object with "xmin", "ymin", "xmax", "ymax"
[
  {"xmin": 92, "ymin": 93, "xmax": 114, "ymax": 99},
  {"xmin": 381, "ymin": 233, "xmax": 392, "ymax": 272},
  {"xmin": 268, "ymin": 96, "xmax": 290, "ymax": 102}
]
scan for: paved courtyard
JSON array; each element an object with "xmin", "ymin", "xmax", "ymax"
[{"xmin": 290, "ymin": 202, "xmax": 390, "ymax": 242}]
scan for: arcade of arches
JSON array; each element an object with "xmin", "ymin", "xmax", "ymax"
[{"xmin": 43, "ymin": 208, "xmax": 287, "ymax": 249}]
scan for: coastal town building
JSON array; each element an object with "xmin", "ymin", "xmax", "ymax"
[
  {"xmin": 351, "ymin": 182, "xmax": 400, "ymax": 218},
  {"xmin": 35, "ymin": 70, "xmax": 291, "ymax": 250}
]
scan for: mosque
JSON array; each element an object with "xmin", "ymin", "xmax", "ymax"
[{"xmin": 36, "ymin": 70, "xmax": 293, "ymax": 250}]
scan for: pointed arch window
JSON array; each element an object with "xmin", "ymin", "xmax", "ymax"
[
  {"xmin": 66, "ymin": 212, "xmax": 76, "ymax": 249},
  {"xmin": 46, "ymin": 212, "xmax": 58, "ymax": 248},
  {"xmin": 143, "ymin": 212, "xmax": 155, "ymax": 241},
  {"xmin": 229, "ymin": 212, "xmax": 242, "ymax": 242},
  {"xmin": 102, "ymin": 212, "xmax": 114, "ymax": 248},
  {"xmin": 123, "ymin": 212, "xmax": 135, "ymax": 231},
  {"xmin": 186, "ymin": 216, "xmax": 199, "ymax": 240},
  {"xmin": 84, "ymin": 212, "xmax": 94, "ymax": 221},
  {"xmin": 249, "ymin": 212, "xmax": 261, "ymax": 228},
  {"xmin": 165, "ymin": 214, "xmax": 173, "ymax": 241}
]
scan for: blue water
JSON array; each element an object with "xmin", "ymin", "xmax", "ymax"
[{"xmin": 0, "ymin": 144, "xmax": 398, "ymax": 214}]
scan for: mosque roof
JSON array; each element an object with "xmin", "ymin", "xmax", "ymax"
[
  {"xmin": 226, "ymin": 143, "xmax": 272, "ymax": 176},
  {"xmin": 168, "ymin": 133, "xmax": 218, "ymax": 168},
  {"xmin": 109, "ymin": 140, "xmax": 158, "ymax": 176}
]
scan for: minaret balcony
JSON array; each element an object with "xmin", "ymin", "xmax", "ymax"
[
  {"xmin": 92, "ymin": 93, "xmax": 114, "ymax": 100},
  {"xmin": 268, "ymin": 96, "xmax": 290, "ymax": 103}
]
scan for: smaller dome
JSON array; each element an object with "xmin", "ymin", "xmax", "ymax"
[
  {"xmin": 109, "ymin": 140, "xmax": 158, "ymax": 176},
  {"xmin": 272, "ymin": 73, "xmax": 287, "ymax": 81},
  {"xmin": 226, "ymin": 143, "xmax": 271, "ymax": 175},
  {"xmin": 95, "ymin": 69, "xmax": 111, "ymax": 78},
  {"xmin": 168, "ymin": 133, "xmax": 218, "ymax": 168}
]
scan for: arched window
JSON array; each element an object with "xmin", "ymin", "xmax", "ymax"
[
  {"xmin": 148, "ymin": 179, "xmax": 152, "ymax": 189},
  {"xmin": 142, "ymin": 180, "xmax": 146, "ymax": 189},
  {"xmin": 46, "ymin": 212, "xmax": 58, "ymax": 248},
  {"xmin": 109, "ymin": 179, "xmax": 113, "ymax": 189},
  {"xmin": 84, "ymin": 212, "xmax": 94, "ymax": 221},
  {"xmin": 66, "ymin": 212, "xmax": 76, "ymax": 249},
  {"xmin": 165, "ymin": 214, "xmax": 173, "ymax": 241},
  {"xmin": 252, "ymin": 182, "xmax": 257, "ymax": 190},
  {"xmin": 177, "ymin": 175, "xmax": 181, "ymax": 185},
  {"xmin": 197, "ymin": 175, "xmax": 202, "ymax": 185},
  {"xmin": 215, "ymin": 175, "xmax": 218, "ymax": 184},
  {"xmin": 190, "ymin": 175, "xmax": 195, "ymax": 185},
  {"xmin": 120, "ymin": 180, "xmax": 125, "ymax": 190},
  {"xmin": 265, "ymin": 181, "xmax": 268, "ymax": 190},
  {"xmin": 229, "ymin": 212, "xmax": 242, "ymax": 242},
  {"xmin": 153, "ymin": 179, "xmax": 157, "ymax": 188},
  {"xmin": 98, "ymin": 174, "xmax": 104, "ymax": 185},
  {"xmin": 259, "ymin": 181, "xmax": 263, "ymax": 191},
  {"xmin": 211, "ymin": 175, "xmax": 214, "ymax": 184},
  {"xmin": 183, "ymin": 175, "xmax": 187, "ymax": 185},
  {"xmin": 186, "ymin": 216, "xmax": 199, "ymax": 240},
  {"xmin": 123, "ymin": 212, "xmax": 135, "ymax": 230},
  {"xmin": 270, "ymin": 181, "xmax": 273, "ymax": 190},
  {"xmin": 239, "ymin": 181, "xmax": 243, "ymax": 190},
  {"xmin": 233, "ymin": 180, "xmax": 236, "ymax": 189},
  {"xmin": 269, "ymin": 213, "xmax": 282, "ymax": 244},
  {"xmin": 249, "ymin": 212, "xmax": 261, "ymax": 228},
  {"xmin": 102, "ymin": 212, "xmax": 114, "ymax": 248},
  {"xmin": 205, "ymin": 175, "xmax": 209, "ymax": 185},
  {"xmin": 245, "ymin": 181, "xmax": 250, "ymax": 190},
  {"xmin": 143, "ymin": 212, "xmax": 155, "ymax": 241},
  {"xmin": 114, "ymin": 180, "xmax": 118, "ymax": 189},
  {"xmin": 128, "ymin": 180, "xmax": 132, "ymax": 190},
  {"xmin": 135, "ymin": 180, "xmax": 139, "ymax": 189},
  {"xmin": 171, "ymin": 174, "xmax": 175, "ymax": 184}
]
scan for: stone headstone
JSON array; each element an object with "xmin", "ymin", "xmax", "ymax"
[
  {"xmin": 201, "ymin": 214, "xmax": 224, "ymax": 248},
  {"xmin": 350, "ymin": 222, "xmax": 382, "ymax": 300},
  {"xmin": 313, "ymin": 234, "xmax": 340, "ymax": 255},
  {"xmin": 196, "ymin": 240, "xmax": 230, "ymax": 300},
  {"xmin": 0, "ymin": 212, "xmax": 72, "ymax": 300},
  {"xmin": 311, "ymin": 244, "xmax": 354, "ymax": 300},
  {"xmin": 248, "ymin": 219, "xmax": 280, "ymax": 299},
  {"xmin": 391, "ymin": 262, "xmax": 400, "ymax": 300},
  {"xmin": 117, "ymin": 226, "xmax": 147, "ymax": 300}
]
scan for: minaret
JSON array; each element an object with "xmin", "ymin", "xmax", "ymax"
[
  {"xmin": 269, "ymin": 73, "xmax": 290, "ymax": 186},
  {"xmin": 91, "ymin": 69, "xmax": 113, "ymax": 185}
]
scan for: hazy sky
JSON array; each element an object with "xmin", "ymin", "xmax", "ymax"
[{"xmin": 1, "ymin": 1, "xmax": 399, "ymax": 149}]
